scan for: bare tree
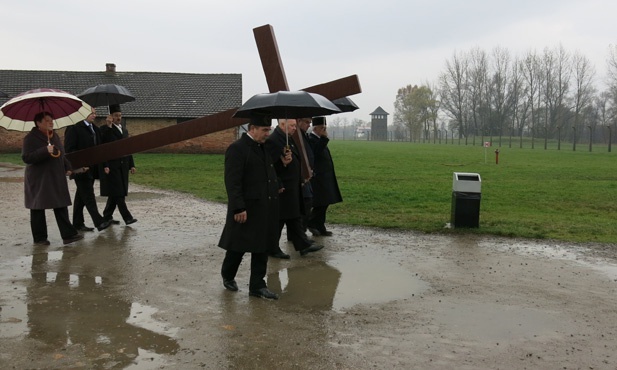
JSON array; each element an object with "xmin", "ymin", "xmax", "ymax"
[
  {"xmin": 487, "ymin": 46, "xmax": 515, "ymax": 146},
  {"xmin": 426, "ymin": 80, "xmax": 441, "ymax": 140},
  {"xmin": 466, "ymin": 48, "xmax": 488, "ymax": 145},
  {"xmin": 521, "ymin": 49, "xmax": 541, "ymax": 148},
  {"xmin": 540, "ymin": 45, "xmax": 571, "ymax": 149},
  {"xmin": 439, "ymin": 50, "xmax": 470, "ymax": 143},
  {"xmin": 509, "ymin": 57, "xmax": 528, "ymax": 148},
  {"xmin": 606, "ymin": 44, "xmax": 617, "ymax": 125},
  {"xmin": 571, "ymin": 51, "xmax": 596, "ymax": 143}
]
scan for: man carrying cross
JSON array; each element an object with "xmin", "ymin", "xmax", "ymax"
[{"xmin": 266, "ymin": 118, "xmax": 323, "ymax": 258}]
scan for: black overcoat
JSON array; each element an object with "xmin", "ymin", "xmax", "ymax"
[
  {"xmin": 21, "ymin": 128, "xmax": 72, "ymax": 210},
  {"xmin": 307, "ymin": 133, "xmax": 343, "ymax": 207},
  {"xmin": 218, "ymin": 134, "xmax": 280, "ymax": 253},
  {"xmin": 300, "ymin": 130, "xmax": 314, "ymax": 198},
  {"xmin": 64, "ymin": 120, "xmax": 102, "ymax": 180},
  {"xmin": 265, "ymin": 126, "xmax": 304, "ymax": 219},
  {"xmin": 98, "ymin": 124, "xmax": 135, "ymax": 197}
]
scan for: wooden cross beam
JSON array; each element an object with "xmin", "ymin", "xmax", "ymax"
[
  {"xmin": 253, "ymin": 25, "xmax": 363, "ymax": 179},
  {"xmin": 254, "ymin": 24, "xmax": 309, "ymax": 179},
  {"xmin": 66, "ymin": 25, "xmax": 361, "ymax": 169}
]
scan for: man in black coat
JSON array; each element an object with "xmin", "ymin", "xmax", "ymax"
[
  {"xmin": 99, "ymin": 104, "xmax": 137, "ymax": 225},
  {"xmin": 307, "ymin": 116, "xmax": 342, "ymax": 236},
  {"xmin": 64, "ymin": 107, "xmax": 112, "ymax": 232},
  {"xmin": 297, "ymin": 117, "xmax": 315, "ymax": 233},
  {"xmin": 265, "ymin": 119, "xmax": 323, "ymax": 258},
  {"xmin": 218, "ymin": 116, "xmax": 280, "ymax": 300}
]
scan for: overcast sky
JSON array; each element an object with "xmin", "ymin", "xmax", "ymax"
[{"xmin": 3, "ymin": 0, "xmax": 616, "ymax": 123}]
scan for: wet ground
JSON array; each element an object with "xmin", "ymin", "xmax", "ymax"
[{"xmin": 1, "ymin": 162, "xmax": 617, "ymax": 369}]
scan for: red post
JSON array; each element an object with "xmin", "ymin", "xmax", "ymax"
[{"xmin": 495, "ymin": 149, "xmax": 500, "ymax": 164}]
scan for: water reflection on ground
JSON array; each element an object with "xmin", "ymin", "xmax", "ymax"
[
  {"xmin": 270, "ymin": 252, "xmax": 429, "ymax": 312},
  {"xmin": 1, "ymin": 241, "xmax": 180, "ymax": 368}
]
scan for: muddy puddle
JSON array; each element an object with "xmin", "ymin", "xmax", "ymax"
[{"xmin": 269, "ymin": 251, "xmax": 429, "ymax": 312}]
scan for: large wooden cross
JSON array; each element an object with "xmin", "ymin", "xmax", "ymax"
[{"xmin": 66, "ymin": 24, "xmax": 361, "ymax": 169}]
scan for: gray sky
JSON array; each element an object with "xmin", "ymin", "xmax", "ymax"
[{"xmin": 3, "ymin": 0, "xmax": 616, "ymax": 123}]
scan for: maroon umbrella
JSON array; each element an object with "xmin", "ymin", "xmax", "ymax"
[{"xmin": 0, "ymin": 88, "xmax": 92, "ymax": 132}]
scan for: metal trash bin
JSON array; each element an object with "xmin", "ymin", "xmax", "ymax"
[{"xmin": 451, "ymin": 172, "xmax": 481, "ymax": 228}]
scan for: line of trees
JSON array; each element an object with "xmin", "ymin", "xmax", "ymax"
[{"xmin": 394, "ymin": 44, "xmax": 617, "ymax": 148}]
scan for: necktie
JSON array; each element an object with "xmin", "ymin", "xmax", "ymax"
[{"xmin": 87, "ymin": 124, "xmax": 96, "ymax": 144}]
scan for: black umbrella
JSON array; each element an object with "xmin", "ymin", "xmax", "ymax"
[
  {"xmin": 77, "ymin": 84, "xmax": 136, "ymax": 107},
  {"xmin": 233, "ymin": 90, "xmax": 341, "ymax": 119},
  {"xmin": 332, "ymin": 96, "xmax": 359, "ymax": 112}
]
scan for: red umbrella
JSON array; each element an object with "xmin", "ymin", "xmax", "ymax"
[{"xmin": 0, "ymin": 88, "xmax": 92, "ymax": 132}]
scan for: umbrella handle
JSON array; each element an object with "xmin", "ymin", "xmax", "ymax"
[{"xmin": 47, "ymin": 131, "xmax": 61, "ymax": 158}]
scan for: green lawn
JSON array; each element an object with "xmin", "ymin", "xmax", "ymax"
[{"xmin": 2, "ymin": 141, "xmax": 616, "ymax": 244}]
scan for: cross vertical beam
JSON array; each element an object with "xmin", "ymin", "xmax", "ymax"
[
  {"xmin": 253, "ymin": 24, "xmax": 289, "ymax": 93},
  {"xmin": 254, "ymin": 24, "xmax": 363, "ymax": 180}
]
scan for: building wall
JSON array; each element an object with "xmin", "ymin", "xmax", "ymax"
[
  {"xmin": 371, "ymin": 119, "xmax": 388, "ymax": 141},
  {"xmin": 0, "ymin": 118, "xmax": 237, "ymax": 154}
]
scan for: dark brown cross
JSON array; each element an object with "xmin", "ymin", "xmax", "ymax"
[{"xmin": 66, "ymin": 24, "xmax": 361, "ymax": 169}]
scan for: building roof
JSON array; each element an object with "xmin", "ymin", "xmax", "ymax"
[
  {"xmin": 370, "ymin": 106, "xmax": 389, "ymax": 116},
  {"xmin": 0, "ymin": 65, "xmax": 242, "ymax": 119}
]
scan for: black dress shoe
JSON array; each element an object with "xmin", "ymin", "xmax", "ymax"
[
  {"xmin": 108, "ymin": 219, "xmax": 121, "ymax": 225},
  {"xmin": 76, "ymin": 225, "xmax": 94, "ymax": 232},
  {"xmin": 97, "ymin": 220, "xmax": 112, "ymax": 231},
  {"xmin": 268, "ymin": 251, "xmax": 291, "ymax": 259},
  {"xmin": 63, "ymin": 233, "xmax": 84, "ymax": 245},
  {"xmin": 34, "ymin": 240, "xmax": 50, "ymax": 246},
  {"xmin": 125, "ymin": 218, "xmax": 138, "ymax": 225},
  {"xmin": 300, "ymin": 244, "xmax": 324, "ymax": 256},
  {"xmin": 223, "ymin": 279, "xmax": 238, "ymax": 292},
  {"xmin": 249, "ymin": 288, "xmax": 279, "ymax": 300},
  {"xmin": 320, "ymin": 230, "xmax": 333, "ymax": 236}
]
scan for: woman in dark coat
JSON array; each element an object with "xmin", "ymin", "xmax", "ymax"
[
  {"xmin": 98, "ymin": 105, "xmax": 137, "ymax": 225},
  {"xmin": 218, "ymin": 116, "xmax": 280, "ymax": 299},
  {"xmin": 22, "ymin": 111, "xmax": 82, "ymax": 245}
]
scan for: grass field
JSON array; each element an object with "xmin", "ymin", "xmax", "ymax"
[{"xmin": 2, "ymin": 140, "xmax": 616, "ymax": 244}]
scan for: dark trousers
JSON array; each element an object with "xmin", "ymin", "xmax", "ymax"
[
  {"xmin": 30, "ymin": 208, "xmax": 78, "ymax": 242},
  {"xmin": 221, "ymin": 251, "xmax": 268, "ymax": 291},
  {"xmin": 302, "ymin": 197, "xmax": 312, "ymax": 232},
  {"xmin": 278, "ymin": 217, "xmax": 312, "ymax": 252},
  {"xmin": 309, "ymin": 205, "xmax": 329, "ymax": 232},
  {"xmin": 72, "ymin": 177, "xmax": 104, "ymax": 227},
  {"xmin": 103, "ymin": 196, "xmax": 133, "ymax": 222}
]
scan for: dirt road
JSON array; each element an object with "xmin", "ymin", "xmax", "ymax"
[{"xmin": 1, "ymin": 162, "xmax": 616, "ymax": 369}]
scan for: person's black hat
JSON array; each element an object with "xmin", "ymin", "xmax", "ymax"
[
  {"xmin": 249, "ymin": 115, "xmax": 272, "ymax": 127},
  {"xmin": 312, "ymin": 116, "xmax": 326, "ymax": 126},
  {"xmin": 109, "ymin": 104, "xmax": 122, "ymax": 114}
]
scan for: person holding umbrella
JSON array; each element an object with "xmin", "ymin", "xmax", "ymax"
[
  {"xmin": 218, "ymin": 115, "xmax": 280, "ymax": 300},
  {"xmin": 22, "ymin": 111, "xmax": 83, "ymax": 245},
  {"xmin": 265, "ymin": 119, "xmax": 323, "ymax": 258},
  {"xmin": 64, "ymin": 107, "xmax": 112, "ymax": 232},
  {"xmin": 99, "ymin": 104, "xmax": 137, "ymax": 225}
]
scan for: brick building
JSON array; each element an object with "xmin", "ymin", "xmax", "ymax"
[{"xmin": 0, "ymin": 63, "xmax": 241, "ymax": 154}]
